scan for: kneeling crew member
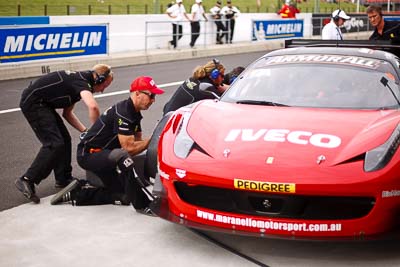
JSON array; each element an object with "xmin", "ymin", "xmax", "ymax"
[{"xmin": 51, "ymin": 76, "xmax": 164, "ymax": 215}]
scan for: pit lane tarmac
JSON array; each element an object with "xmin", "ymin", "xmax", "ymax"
[{"xmin": 1, "ymin": 196, "xmax": 400, "ymax": 267}]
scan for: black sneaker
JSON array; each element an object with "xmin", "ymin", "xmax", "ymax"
[
  {"xmin": 136, "ymin": 207, "xmax": 157, "ymax": 217},
  {"xmin": 50, "ymin": 179, "xmax": 80, "ymax": 205},
  {"xmin": 112, "ymin": 194, "xmax": 130, "ymax": 206},
  {"xmin": 15, "ymin": 176, "xmax": 40, "ymax": 204}
]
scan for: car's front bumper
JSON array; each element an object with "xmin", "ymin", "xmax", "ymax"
[{"xmin": 150, "ymin": 173, "xmax": 400, "ymax": 241}]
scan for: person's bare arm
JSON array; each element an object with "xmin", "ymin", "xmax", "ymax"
[
  {"xmin": 80, "ymin": 90, "xmax": 100, "ymax": 124},
  {"xmin": 167, "ymin": 11, "xmax": 175, "ymax": 18},
  {"xmin": 118, "ymin": 134, "xmax": 150, "ymax": 156},
  {"xmin": 62, "ymin": 104, "xmax": 87, "ymax": 132}
]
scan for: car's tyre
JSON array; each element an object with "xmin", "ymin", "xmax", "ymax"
[{"xmin": 144, "ymin": 112, "xmax": 173, "ymax": 180}]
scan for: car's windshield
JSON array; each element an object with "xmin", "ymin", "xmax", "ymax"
[{"xmin": 222, "ymin": 56, "xmax": 400, "ymax": 109}]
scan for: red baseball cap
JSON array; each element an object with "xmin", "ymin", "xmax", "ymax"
[{"xmin": 130, "ymin": 76, "xmax": 164, "ymax": 94}]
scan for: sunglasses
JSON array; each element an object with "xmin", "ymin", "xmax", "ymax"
[{"xmin": 140, "ymin": 91, "xmax": 156, "ymax": 99}]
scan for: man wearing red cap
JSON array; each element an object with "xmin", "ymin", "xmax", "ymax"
[{"xmin": 51, "ymin": 76, "xmax": 164, "ymax": 216}]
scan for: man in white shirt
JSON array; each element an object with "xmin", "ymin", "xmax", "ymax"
[
  {"xmin": 322, "ymin": 9, "xmax": 350, "ymax": 40},
  {"xmin": 210, "ymin": 0, "xmax": 226, "ymax": 44},
  {"xmin": 221, "ymin": 0, "xmax": 240, "ymax": 44},
  {"xmin": 166, "ymin": 0, "xmax": 191, "ymax": 49},
  {"xmin": 190, "ymin": 0, "xmax": 208, "ymax": 48}
]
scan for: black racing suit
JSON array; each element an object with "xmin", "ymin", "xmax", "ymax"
[
  {"xmin": 369, "ymin": 20, "xmax": 400, "ymax": 57},
  {"xmin": 163, "ymin": 76, "xmax": 221, "ymax": 115},
  {"xmin": 369, "ymin": 20, "xmax": 400, "ymax": 40},
  {"xmin": 19, "ymin": 70, "xmax": 95, "ymax": 186},
  {"xmin": 76, "ymin": 97, "xmax": 150, "ymax": 208}
]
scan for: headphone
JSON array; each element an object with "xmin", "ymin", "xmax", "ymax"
[
  {"xmin": 333, "ymin": 9, "xmax": 342, "ymax": 21},
  {"xmin": 229, "ymin": 74, "xmax": 238, "ymax": 85},
  {"xmin": 94, "ymin": 68, "xmax": 111, "ymax": 85},
  {"xmin": 210, "ymin": 58, "xmax": 221, "ymax": 80}
]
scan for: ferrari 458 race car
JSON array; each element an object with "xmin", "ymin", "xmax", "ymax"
[{"xmin": 148, "ymin": 41, "xmax": 400, "ymax": 240}]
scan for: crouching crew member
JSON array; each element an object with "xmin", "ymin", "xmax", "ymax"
[
  {"xmin": 51, "ymin": 76, "xmax": 164, "ymax": 216},
  {"xmin": 163, "ymin": 59, "xmax": 228, "ymax": 115},
  {"xmin": 15, "ymin": 64, "xmax": 113, "ymax": 204}
]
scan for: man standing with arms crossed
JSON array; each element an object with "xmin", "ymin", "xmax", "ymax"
[
  {"xmin": 210, "ymin": 0, "xmax": 226, "ymax": 44},
  {"xmin": 16, "ymin": 64, "xmax": 113, "ymax": 203},
  {"xmin": 221, "ymin": 0, "xmax": 240, "ymax": 44}
]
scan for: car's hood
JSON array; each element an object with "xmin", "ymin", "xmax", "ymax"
[{"xmin": 186, "ymin": 100, "xmax": 400, "ymax": 167}]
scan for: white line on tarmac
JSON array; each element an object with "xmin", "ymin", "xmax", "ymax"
[{"xmin": 0, "ymin": 81, "xmax": 183, "ymax": 115}]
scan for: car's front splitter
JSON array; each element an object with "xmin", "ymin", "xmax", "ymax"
[{"xmin": 150, "ymin": 190, "xmax": 400, "ymax": 241}]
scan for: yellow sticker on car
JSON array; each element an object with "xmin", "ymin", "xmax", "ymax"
[{"xmin": 234, "ymin": 179, "xmax": 295, "ymax": 193}]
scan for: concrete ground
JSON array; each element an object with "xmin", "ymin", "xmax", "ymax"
[
  {"xmin": 0, "ymin": 196, "xmax": 256, "ymax": 267},
  {"xmin": 3, "ymin": 196, "xmax": 400, "ymax": 267}
]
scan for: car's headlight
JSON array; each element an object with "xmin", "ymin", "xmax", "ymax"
[
  {"xmin": 364, "ymin": 124, "xmax": 400, "ymax": 172},
  {"xmin": 173, "ymin": 112, "xmax": 195, "ymax": 159}
]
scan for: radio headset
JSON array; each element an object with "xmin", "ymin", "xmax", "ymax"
[
  {"xmin": 210, "ymin": 58, "xmax": 221, "ymax": 80},
  {"xmin": 333, "ymin": 9, "xmax": 342, "ymax": 21},
  {"xmin": 94, "ymin": 68, "xmax": 111, "ymax": 84}
]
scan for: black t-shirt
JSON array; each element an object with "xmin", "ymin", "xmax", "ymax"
[
  {"xmin": 79, "ymin": 97, "xmax": 143, "ymax": 151},
  {"xmin": 163, "ymin": 76, "xmax": 220, "ymax": 115},
  {"xmin": 20, "ymin": 70, "xmax": 94, "ymax": 109},
  {"xmin": 369, "ymin": 20, "xmax": 400, "ymax": 40}
]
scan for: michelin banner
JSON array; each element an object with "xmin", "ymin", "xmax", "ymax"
[
  {"xmin": 0, "ymin": 24, "xmax": 108, "ymax": 63},
  {"xmin": 252, "ymin": 20, "xmax": 303, "ymax": 41}
]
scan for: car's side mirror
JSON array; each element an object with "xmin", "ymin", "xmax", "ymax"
[{"xmin": 199, "ymin": 82, "xmax": 220, "ymax": 100}]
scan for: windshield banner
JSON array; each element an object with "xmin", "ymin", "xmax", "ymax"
[
  {"xmin": 252, "ymin": 20, "xmax": 304, "ymax": 41},
  {"xmin": 0, "ymin": 24, "xmax": 108, "ymax": 63}
]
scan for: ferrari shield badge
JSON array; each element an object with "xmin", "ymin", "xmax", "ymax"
[{"xmin": 316, "ymin": 155, "xmax": 326, "ymax": 164}]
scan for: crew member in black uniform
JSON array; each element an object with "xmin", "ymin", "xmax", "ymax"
[
  {"xmin": 163, "ymin": 59, "xmax": 228, "ymax": 115},
  {"xmin": 15, "ymin": 64, "xmax": 113, "ymax": 204},
  {"xmin": 51, "ymin": 76, "xmax": 164, "ymax": 215},
  {"xmin": 209, "ymin": 1, "xmax": 226, "ymax": 44},
  {"xmin": 367, "ymin": 5, "xmax": 400, "ymax": 40}
]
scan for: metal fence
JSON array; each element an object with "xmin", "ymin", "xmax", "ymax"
[
  {"xmin": 144, "ymin": 19, "xmax": 233, "ymax": 51},
  {"xmin": 144, "ymin": 17, "xmax": 372, "ymax": 51},
  {"xmin": 0, "ymin": 4, "xmax": 366, "ymax": 16}
]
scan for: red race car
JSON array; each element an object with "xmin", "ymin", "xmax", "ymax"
[{"xmin": 149, "ymin": 41, "xmax": 400, "ymax": 240}]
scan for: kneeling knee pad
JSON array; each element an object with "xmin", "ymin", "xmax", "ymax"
[{"xmin": 117, "ymin": 154, "xmax": 135, "ymax": 173}]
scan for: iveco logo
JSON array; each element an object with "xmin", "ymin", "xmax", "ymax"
[
  {"xmin": 224, "ymin": 129, "xmax": 341, "ymax": 148},
  {"xmin": 316, "ymin": 155, "xmax": 326, "ymax": 164}
]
